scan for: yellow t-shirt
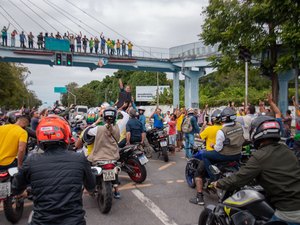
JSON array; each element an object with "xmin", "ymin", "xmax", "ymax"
[
  {"xmin": 176, "ymin": 114, "xmax": 184, "ymax": 131},
  {"xmin": 0, "ymin": 124, "xmax": 28, "ymax": 166},
  {"xmin": 200, "ymin": 125, "xmax": 222, "ymax": 151}
]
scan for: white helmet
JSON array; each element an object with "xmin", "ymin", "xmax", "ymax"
[
  {"xmin": 75, "ymin": 114, "xmax": 84, "ymax": 121},
  {"xmin": 101, "ymin": 102, "xmax": 110, "ymax": 109},
  {"xmin": 138, "ymin": 106, "xmax": 146, "ymax": 111}
]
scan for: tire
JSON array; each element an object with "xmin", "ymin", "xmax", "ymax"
[
  {"xmin": 161, "ymin": 147, "xmax": 169, "ymax": 162},
  {"xmin": 198, "ymin": 209, "xmax": 215, "ymax": 225},
  {"xmin": 126, "ymin": 158, "xmax": 147, "ymax": 184},
  {"xmin": 97, "ymin": 179, "xmax": 113, "ymax": 214},
  {"xmin": 185, "ymin": 162, "xmax": 196, "ymax": 188},
  {"xmin": 3, "ymin": 196, "xmax": 24, "ymax": 223}
]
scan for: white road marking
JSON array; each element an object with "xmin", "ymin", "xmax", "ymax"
[
  {"xmin": 158, "ymin": 162, "xmax": 176, "ymax": 171},
  {"xmin": 132, "ymin": 189, "xmax": 178, "ymax": 225}
]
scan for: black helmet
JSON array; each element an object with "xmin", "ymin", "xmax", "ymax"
[
  {"xmin": 250, "ymin": 116, "xmax": 281, "ymax": 149},
  {"xmin": 211, "ymin": 109, "xmax": 222, "ymax": 124},
  {"xmin": 220, "ymin": 107, "xmax": 236, "ymax": 123},
  {"xmin": 103, "ymin": 107, "xmax": 117, "ymax": 124},
  {"xmin": 7, "ymin": 111, "xmax": 22, "ymax": 124},
  {"xmin": 82, "ymin": 126, "xmax": 95, "ymax": 145}
]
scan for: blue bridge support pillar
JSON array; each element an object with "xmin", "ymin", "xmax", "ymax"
[
  {"xmin": 183, "ymin": 69, "xmax": 205, "ymax": 109},
  {"xmin": 173, "ymin": 72, "xmax": 180, "ymax": 108},
  {"xmin": 278, "ymin": 70, "xmax": 294, "ymax": 113}
]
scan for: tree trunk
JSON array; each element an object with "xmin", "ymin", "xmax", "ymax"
[
  {"xmin": 269, "ymin": 23, "xmax": 279, "ymax": 104},
  {"xmin": 271, "ymin": 72, "xmax": 279, "ymax": 104}
]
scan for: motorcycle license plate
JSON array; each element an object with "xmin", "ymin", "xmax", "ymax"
[
  {"xmin": 138, "ymin": 155, "xmax": 149, "ymax": 165},
  {"xmin": 160, "ymin": 141, "xmax": 167, "ymax": 147},
  {"xmin": 103, "ymin": 170, "xmax": 115, "ymax": 181},
  {"xmin": 0, "ymin": 182, "xmax": 11, "ymax": 199}
]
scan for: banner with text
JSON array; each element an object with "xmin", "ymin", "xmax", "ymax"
[{"xmin": 136, "ymin": 86, "xmax": 170, "ymax": 102}]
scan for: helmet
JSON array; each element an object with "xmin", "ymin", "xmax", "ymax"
[
  {"xmin": 250, "ymin": 116, "xmax": 281, "ymax": 149},
  {"xmin": 220, "ymin": 107, "xmax": 237, "ymax": 123},
  {"xmin": 75, "ymin": 114, "xmax": 84, "ymax": 122},
  {"xmin": 138, "ymin": 106, "xmax": 146, "ymax": 112},
  {"xmin": 103, "ymin": 107, "xmax": 117, "ymax": 124},
  {"xmin": 7, "ymin": 110, "xmax": 23, "ymax": 124},
  {"xmin": 101, "ymin": 102, "xmax": 110, "ymax": 108},
  {"xmin": 36, "ymin": 115, "xmax": 71, "ymax": 150},
  {"xmin": 87, "ymin": 108, "xmax": 99, "ymax": 124},
  {"xmin": 211, "ymin": 109, "xmax": 222, "ymax": 124},
  {"xmin": 82, "ymin": 126, "xmax": 95, "ymax": 145}
]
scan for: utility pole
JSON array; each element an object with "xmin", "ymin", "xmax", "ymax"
[
  {"xmin": 68, "ymin": 91, "xmax": 76, "ymax": 105},
  {"xmin": 245, "ymin": 61, "xmax": 249, "ymax": 107}
]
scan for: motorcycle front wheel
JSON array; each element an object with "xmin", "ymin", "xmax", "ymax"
[
  {"xmin": 97, "ymin": 179, "xmax": 113, "ymax": 214},
  {"xmin": 3, "ymin": 196, "xmax": 24, "ymax": 223},
  {"xmin": 198, "ymin": 208, "xmax": 216, "ymax": 225},
  {"xmin": 185, "ymin": 162, "xmax": 196, "ymax": 188},
  {"xmin": 126, "ymin": 158, "xmax": 147, "ymax": 184}
]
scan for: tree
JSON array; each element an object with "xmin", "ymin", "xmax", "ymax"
[{"xmin": 201, "ymin": 0, "xmax": 300, "ymax": 103}]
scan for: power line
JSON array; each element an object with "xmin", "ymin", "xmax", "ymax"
[
  {"xmin": 9, "ymin": 0, "xmax": 45, "ymax": 31},
  {"xmin": 64, "ymin": 0, "xmax": 154, "ymax": 56},
  {"xmin": 27, "ymin": 0, "xmax": 77, "ymax": 35},
  {"xmin": 19, "ymin": 0, "xmax": 58, "ymax": 32},
  {"xmin": 43, "ymin": 0, "xmax": 95, "ymax": 36},
  {"xmin": 0, "ymin": 9, "xmax": 19, "ymax": 31},
  {"xmin": 0, "ymin": 4, "xmax": 25, "ymax": 32}
]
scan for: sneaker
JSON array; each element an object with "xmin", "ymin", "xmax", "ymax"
[
  {"xmin": 113, "ymin": 191, "xmax": 121, "ymax": 199},
  {"xmin": 189, "ymin": 194, "xmax": 204, "ymax": 205}
]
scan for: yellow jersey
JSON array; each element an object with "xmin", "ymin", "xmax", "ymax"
[
  {"xmin": 0, "ymin": 124, "xmax": 28, "ymax": 166},
  {"xmin": 176, "ymin": 114, "xmax": 184, "ymax": 131},
  {"xmin": 200, "ymin": 124, "xmax": 222, "ymax": 151}
]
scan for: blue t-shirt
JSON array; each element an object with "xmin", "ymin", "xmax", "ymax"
[
  {"xmin": 153, "ymin": 114, "xmax": 164, "ymax": 129},
  {"xmin": 139, "ymin": 115, "xmax": 146, "ymax": 132},
  {"xmin": 126, "ymin": 118, "xmax": 144, "ymax": 142}
]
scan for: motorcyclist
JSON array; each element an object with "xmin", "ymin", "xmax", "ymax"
[
  {"xmin": 86, "ymin": 107, "xmax": 129, "ymax": 199},
  {"xmin": 212, "ymin": 116, "xmax": 300, "ymax": 225},
  {"xmin": 0, "ymin": 114, "xmax": 29, "ymax": 169},
  {"xmin": 12, "ymin": 115, "xmax": 96, "ymax": 225}
]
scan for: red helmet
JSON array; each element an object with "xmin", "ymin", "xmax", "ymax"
[{"xmin": 36, "ymin": 115, "xmax": 71, "ymax": 149}]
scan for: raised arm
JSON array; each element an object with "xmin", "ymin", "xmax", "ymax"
[
  {"xmin": 267, "ymin": 93, "xmax": 281, "ymax": 118},
  {"xmin": 119, "ymin": 79, "xmax": 124, "ymax": 90}
]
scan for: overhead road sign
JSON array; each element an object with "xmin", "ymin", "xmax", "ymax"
[{"xmin": 54, "ymin": 87, "xmax": 67, "ymax": 93}]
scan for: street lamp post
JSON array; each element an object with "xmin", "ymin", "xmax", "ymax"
[
  {"xmin": 156, "ymin": 72, "xmax": 159, "ymax": 107},
  {"xmin": 68, "ymin": 91, "xmax": 76, "ymax": 105}
]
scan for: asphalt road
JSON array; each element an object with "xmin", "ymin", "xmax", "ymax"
[{"xmin": 0, "ymin": 151, "xmax": 217, "ymax": 225}]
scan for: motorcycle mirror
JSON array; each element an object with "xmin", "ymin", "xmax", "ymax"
[
  {"xmin": 8, "ymin": 167, "xmax": 19, "ymax": 176},
  {"xmin": 209, "ymin": 165, "xmax": 221, "ymax": 175}
]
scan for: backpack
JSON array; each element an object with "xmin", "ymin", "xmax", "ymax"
[{"xmin": 181, "ymin": 116, "xmax": 193, "ymax": 133}]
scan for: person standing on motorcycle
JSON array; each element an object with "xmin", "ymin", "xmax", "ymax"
[
  {"xmin": 0, "ymin": 115, "xmax": 29, "ymax": 170},
  {"xmin": 86, "ymin": 107, "xmax": 129, "ymax": 199},
  {"xmin": 12, "ymin": 115, "xmax": 96, "ymax": 225},
  {"xmin": 212, "ymin": 116, "xmax": 300, "ymax": 225}
]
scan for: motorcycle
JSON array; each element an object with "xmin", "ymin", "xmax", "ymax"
[
  {"xmin": 198, "ymin": 165, "xmax": 287, "ymax": 225},
  {"xmin": 185, "ymin": 145, "xmax": 239, "ymax": 189},
  {"xmin": 92, "ymin": 161, "xmax": 121, "ymax": 214},
  {"xmin": 0, "ymin": 167, "xmax": 24, "ymax": 223},
  {"xmin": 119, "ymin": 144, "xmax": 148, "ymax": 183},
  {"xmin": 146, "ymin": 127, "xmax": 170, "ymax": 162}
]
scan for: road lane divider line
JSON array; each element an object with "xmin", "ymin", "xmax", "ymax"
[
  {"xmin": 132, "ymin": 189, "xmax": 178, "ymax": 225},
  {"xmin": 158, "ymin": 162, "xmax": 176, "ymax": 171},
  {"xmin": 176, "ymin": 180, "xmax": 184, "ymax": 183}
]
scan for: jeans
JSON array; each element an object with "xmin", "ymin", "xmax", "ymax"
[
  {"xmin": 2, "ymin": 35, "xmax": 7, "ymax": 46},
  {"xmin": 184, "ymin": 133, "xmax": 195, "ymax": 158},
  {"xmin": 128, "ymin": 49, "xmax": 132, "ymax": 57},
  {"xmin": 271, "ymin": 214, "xmax": 300, "ymax": 225},
  {"xmin": 122, "ymin": 48, "xmax": 126, "ymax": 56},
  {"xmin": 117, "ymin": 48, "xmax": 120, "ymax": 55},
  {"xmin": 202, "ymin": 150, "xmax": 241, "ymax": 180}
]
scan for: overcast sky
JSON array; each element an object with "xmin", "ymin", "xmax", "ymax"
[{"xmin": 0, "ymin": 0, "xmax": 208, "ymax": 106}]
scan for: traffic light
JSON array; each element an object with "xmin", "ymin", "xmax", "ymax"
[
  {"xmin": 238, "ymin": 46, "xmax": 251, "ymax": 62},
  {"xmin": 55, "ymin": 53, "xmax": 62, "ymax": 65},
  {"xmin": 66, "ymin": 54, "xmax": 72, "ymax": 66}
]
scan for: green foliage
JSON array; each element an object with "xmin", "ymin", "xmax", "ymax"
[
  {"xmin": 201, "ymin": 0, "xmax": 300, "ymax": 103},
  {"xmin": 0, "ymin": 62, "xmax": 42, "ymax": 109}
]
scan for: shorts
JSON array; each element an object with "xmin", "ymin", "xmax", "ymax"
[
  {"xmin": 194, "ymin": 160, "xmax": 206, "ymax": 178},
  {"xmin": 176, "ymin": 131, "xmax": 183, "ymax": 141},
  {"xmin": 169, "ymin": 134, "xmax": 176, "ymax": 145}
]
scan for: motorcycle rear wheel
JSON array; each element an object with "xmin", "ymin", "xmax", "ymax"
[
  {"xmin": 126, "ymin": 158, "xmax": 147, "ymax": 184},
  {"xmin": 161, "ymin": 147, "xmax": 169, "ymax": 162},
  {"xmin": 185, "ymin": 163, "xmax": 196, "ymax": 188},
  {"xmin": 3, "ymin": 196, "xmax": 24, "ymax": 223},
  {"xmin": 97, "ymin": 179, "xmax": 113, "ymax": 214}
]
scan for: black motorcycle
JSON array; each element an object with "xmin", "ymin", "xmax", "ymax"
[
  {"xmin": 198, "ymin": 165, "xmax": 287, "ymax": 225},
  {"xmin": 146, "ymin": 127, "xmax": 170, "ymax": 162},
  {"xmin": 119, "ymin": 144, "xmax": 148, "ymax": 183}
]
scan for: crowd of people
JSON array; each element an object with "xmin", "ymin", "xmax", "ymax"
[
  {"xmin": 1, "ymin": 83, "xmax": 300, "ymax": 224},
  {"xmin": 1, "ymin": 24, "xmax": 134, "ymax": 57}
]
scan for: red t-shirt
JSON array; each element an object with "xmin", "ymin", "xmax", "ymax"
[{"xmin": 168, "ymin": 121, "xmax": 176, "ymax": 135}]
